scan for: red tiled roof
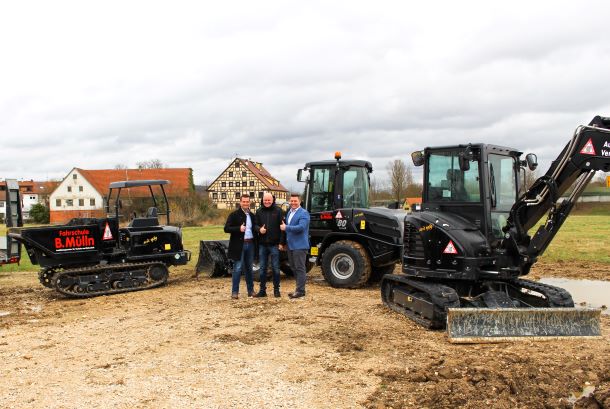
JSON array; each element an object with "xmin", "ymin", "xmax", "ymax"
[
  {"xmin": 240, "ymin": 159, "xmax": 288, "ymax": 192},
  {"xmin": 76, "ymin": 168, "xmax": 193, "ymax": 197},
  {"xmin": 32, "ymin": 181, "xmax": 60, "ymax": 195}
]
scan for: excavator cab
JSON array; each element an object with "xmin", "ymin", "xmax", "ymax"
[{"xmin": 418, "ymin": 144, "xmax": 521, "ymax": 246}]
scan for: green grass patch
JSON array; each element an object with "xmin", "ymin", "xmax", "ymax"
[{"xmin": 1, "ymin": 216, "xmax": 608, "ymax": 275}]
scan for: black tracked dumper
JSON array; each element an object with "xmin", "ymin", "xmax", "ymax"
[{"xmin": 10, "ymin": 180, "xmax": 190, "ymax": 297}]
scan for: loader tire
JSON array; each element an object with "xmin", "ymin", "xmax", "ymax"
[{"xmin": 321, "ymin": 240, "xmax": 371, "ymax": 288}]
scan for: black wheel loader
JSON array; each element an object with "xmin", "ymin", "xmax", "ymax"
[
  {"xmin": 0, "ymin": 179, "xmax": 22, "ymax": 267},
  {"xmin": 381, "ymin": 116, "xmax": 610, "ymax": 342},
  {"xmin": 9, "ymin": 180, "xmax": 190, "ymax": 297},
  {"xmin": 196, "ymin": 153, "xmax": 405, "ymax": 286}
]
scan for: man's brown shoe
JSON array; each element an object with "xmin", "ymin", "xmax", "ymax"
[{"xmin": 231, "ymin": 293, "xmax": 239, "ymax": 299}]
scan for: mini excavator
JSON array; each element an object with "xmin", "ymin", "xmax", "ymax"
[{"xmin": 381, "ymin": 116, "xmax": 610, "ymax": 342}]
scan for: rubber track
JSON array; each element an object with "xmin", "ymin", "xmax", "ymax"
[
  {"xmin": 381, "ymin": 274, "xmax": 460, "ymax": 329},
  {"xmin": 512, "ymin": 278, "xmax": 575, "ymax": 307},
  {"xmin": 52, "ymin": 262, "xmax": 169, "ymax": 298}
]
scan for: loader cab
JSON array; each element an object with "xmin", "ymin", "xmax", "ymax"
[
  {"xmin": 415, "ymin": 144, "xmax": 521, "ymax": 243},
  {"xmin": 298, "ymin": 153, "xmax": 372, "ymax": 213}
]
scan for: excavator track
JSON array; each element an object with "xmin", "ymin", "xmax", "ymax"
[
  {"xmin": 380, "ymin": 274, "xmax": 460, "ymax": 329},
  {"xmin": 51, "ymin": 262, "xmax": 169, "ymax": 298},
  {"xmin": 509, "ymin": 278, "xmax": 575, "ymax": 308},
  {"xmin": 38, "ymin": 268, "xmax": 57, "ymax": 288}
]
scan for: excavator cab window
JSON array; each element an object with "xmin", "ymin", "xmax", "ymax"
[
  {"xmin": 488, "ymin": 154, "xmax": 518, "ymax": 238},
  {"xmin": 427, "ymin": 152, "xmax": 480, "ymax": 202}
]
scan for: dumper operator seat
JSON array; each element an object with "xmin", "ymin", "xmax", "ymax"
[{"xmin": 128, "ymin": 207, "xmax": 159, "ymax": 228}]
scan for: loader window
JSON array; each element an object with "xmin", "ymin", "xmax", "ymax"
[
  {"xmin": 343, "ymin": 167, "xmax": 370, "ymax": 209},
  {"xmin": 428, "ymin": 153, "xmax": 480, "ymax": 202},
  {"xmin": 310, "ymin": 167, "xmax": 333, "ymax": 212}
]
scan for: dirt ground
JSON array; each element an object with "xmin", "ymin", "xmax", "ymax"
[{"xmin": 0, "ymin": 261, "xmax": 609, "ymax": 409}]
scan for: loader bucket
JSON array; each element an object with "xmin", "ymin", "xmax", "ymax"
[
  {"xmin": 195, "ymin": 240, "xmax": 231, "ymax": 278},
  {"xmin": 447, "ymin": 308, "xmax": 602, "ymax": 343}
]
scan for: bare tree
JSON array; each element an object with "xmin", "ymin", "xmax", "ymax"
[
  {"xmin": 114, "ymin": 163, "xmax": 127, "ymax": 169},
  {"xmin": 136, "ymin": 159, "xmax": 165, "ymax": 169},
  {"xmin": 387, "ymin": 159, "xmax": 412, "ymax": 203}
]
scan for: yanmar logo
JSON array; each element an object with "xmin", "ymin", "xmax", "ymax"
[{"xmin": 54, "ymin": 229, "xmax": 95, "ymax": 251}]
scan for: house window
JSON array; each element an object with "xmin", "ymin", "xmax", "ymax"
[
  {"xmin": 90, "ymin": 198, "xmax": 95, "ymax": 206},
  {"xmin": 66, "ymin": 199, "xmax": 73, "ymax": 206},
  {"xmin": 0, "ymin": 202, "xmax": 4, "ymax": 207},
  {"xmin": 67, "ymin": 186, "xmax": 72, "ymax": 192},
  {"xmin": 79, "ymin": 199, "xmax": 84, "ymax": 206},
  {"xmin": 212, "ymin": 193, "xmax": 218, "ymax": 199},
  {"xmin": 242, "ymin": 181, "xmax": 247, "ymax": 187},
  {"xmin": 242, "ymin": 171, "xmax": 247, "ymax": 177},
  {"xmin": 235, "ymin": 162, "xmax": 240, "ymax": 168},
  {"xmin": 229, "ymin": 182, "xmax": 233, "ymax": 187},
  {"xmin": 258, "ymin": 192, "xmax": 263, "ymax": 198},
  {"xmin": 221, "ymin": 193, "xmax": 227, "ymax": 199},
  {"xmin": 30, "ymin": 196, "xmax": 36, "ymax": 200},
  {"xmin": 229, "ymin": 171, "xmax": 233, "ymax": 177},
  {"xmin": 249, "ymin": 191, "xmax": 254, "ymax": 198},
  {"xmin": 235, "ymin": 192, "xmax": 241, "ymax": 199},
  {"xmin": 56, "ymin": 199, "xmax": 61, "ymax": 206},
  {"xmin": 73, "ymin": 174, "xmax": 77, "ymax": 180},
  {"xmin": 250, "ymin": 203, "xmax": 255, "ymax": 209},
  {"xmin": 79, "ymin": 186, "xmax": 83, "ymax": 192},
  {"xmin": 249, "ymin": 181, "xmax": 254, "ymax": 186}
]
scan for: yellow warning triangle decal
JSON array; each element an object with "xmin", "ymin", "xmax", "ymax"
[
  {"xmin": 580, "ymin": 138, "xmax": 596, "ymax": 155},
  {"xmin": 443, "ymin": 240, "xmax": 458, "ymax": 254},
  {"xmin": 102, "ymin": 222, "xmax": 113, "ymax": 240}
]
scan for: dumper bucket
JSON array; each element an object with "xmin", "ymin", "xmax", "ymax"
[
  {"xmin": 447, "ymin": 307, "xmax": 602, "ymax": 343},
  {"xmin": 195, "ymin": 240, "xmax": 231, "ymax": 278}
]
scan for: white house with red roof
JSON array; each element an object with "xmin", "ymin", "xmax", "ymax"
[{"xmin": 206, "ymin": 158, "xmax": 289, "ymax": 209}]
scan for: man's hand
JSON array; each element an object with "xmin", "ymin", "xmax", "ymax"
[
  {"xmin": 260, "ymin": 224, "xmax": 266, "ymax": 234},
  {"xmin": 280, "ymin": 220, "xmax": 286, "ymax": 231},
  {"xmin": 278, "ymin": 244, "xmax": 286, "ymax": 251},
  {"xmin": 240, "ymin": 223, "xmax": 246, "ymax": 232}
]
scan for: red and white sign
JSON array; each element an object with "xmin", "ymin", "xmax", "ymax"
[
  {"xmin": 102, "ymin": 222, "xmax": 114, "ymax": 240},
  {"xmin": 335, "ymin": 211, "xmax": 343, "ymax": 219},
  {"xmin": 443, "ymin": 240, "xmax": 458, "ymax": 254},
  {"xmin": 580, "ymin": 138, "xmax": 596, "ymax": 155}
]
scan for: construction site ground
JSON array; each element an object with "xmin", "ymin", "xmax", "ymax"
[{"xmin": 1, "ymin": 261, "xmax": 608, "ymax": 409}]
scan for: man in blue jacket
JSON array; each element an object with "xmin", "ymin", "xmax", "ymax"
[{"xmin": 280, "ymin": 193, "xmax": 310, "ymax": 299}]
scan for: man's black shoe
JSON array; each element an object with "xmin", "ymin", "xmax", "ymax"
[
  {"xmin": 274, "ymin": 289, "xmax": 281, "ymax": 298},
  {"xmin": 253, "ymin": 291, "xmax": 267, "ymax": 298},
  {"xmin": 288, "ymin": 292, "xmax": 305, "ymax": 299}
]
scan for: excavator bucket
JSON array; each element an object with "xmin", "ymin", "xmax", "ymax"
[
  {"xmin": 195, "ymin": 240, "xmax": 231, "ymax": 278},
  {"xmin": 447, "ymin": 307, "xmax": 602, "ymax": 343}
]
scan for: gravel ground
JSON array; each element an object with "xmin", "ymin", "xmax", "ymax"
[{"xmin": 0, "ymin": 261, "xmax": 608, "ymax": 409}]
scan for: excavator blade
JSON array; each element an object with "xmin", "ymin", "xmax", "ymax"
[
  {"xmin": 195, "ymin": 240, "xmax": 231, "ymax": 278},
  {"xmin": 447, "ymin": 307, "xmax": 602, "ymax": 343}
]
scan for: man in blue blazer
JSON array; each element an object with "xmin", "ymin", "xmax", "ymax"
[{"xmin": 280, "ymin": 193, "xmax": 310, "ymax": 298}]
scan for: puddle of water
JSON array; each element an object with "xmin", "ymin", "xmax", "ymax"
[{"xmin": 539, "ymin": 278, "xmax": 610, "ymax": 314}]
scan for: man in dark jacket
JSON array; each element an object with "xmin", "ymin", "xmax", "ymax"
[
  {"xmin": 253, "ymin": 193, "xmax": 283, "ymax": 297},
  {"xmin": 224, "ymin": 194, "xmax": 256, "ymax": 299}
]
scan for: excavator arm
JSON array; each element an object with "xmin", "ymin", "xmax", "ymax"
[{"xmin": 504, "ymin": 116, "xmax": 610, "ymax": 261}]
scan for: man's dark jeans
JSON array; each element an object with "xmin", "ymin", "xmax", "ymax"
[
  {"xmin": 232, "ymin": 241, "xmax": 254, "ymax": 294},
  {"xmin": 259, "ymin": 244, "xmax": 280, "ymax": 292}
]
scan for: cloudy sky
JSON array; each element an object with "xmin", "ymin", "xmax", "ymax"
[{"xmin": 1, "ymin": 0, "xmax": 609, "ymax": 192}]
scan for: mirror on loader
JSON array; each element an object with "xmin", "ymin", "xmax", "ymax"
[
  {"xmin": 411, "ymin": 151, "xmax": 424, "ymax": 167},
  {"xmin": 297, "ymin": 168, "xmax": 305, "ymax": 182},
  {"xmin": 458, "ymin": 147, "xmax": 474, "ymax": 172}
]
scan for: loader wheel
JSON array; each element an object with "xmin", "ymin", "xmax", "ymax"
[{"xmin": 321, "ymin": 240, "xmax": 371, "ymax": 288}]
